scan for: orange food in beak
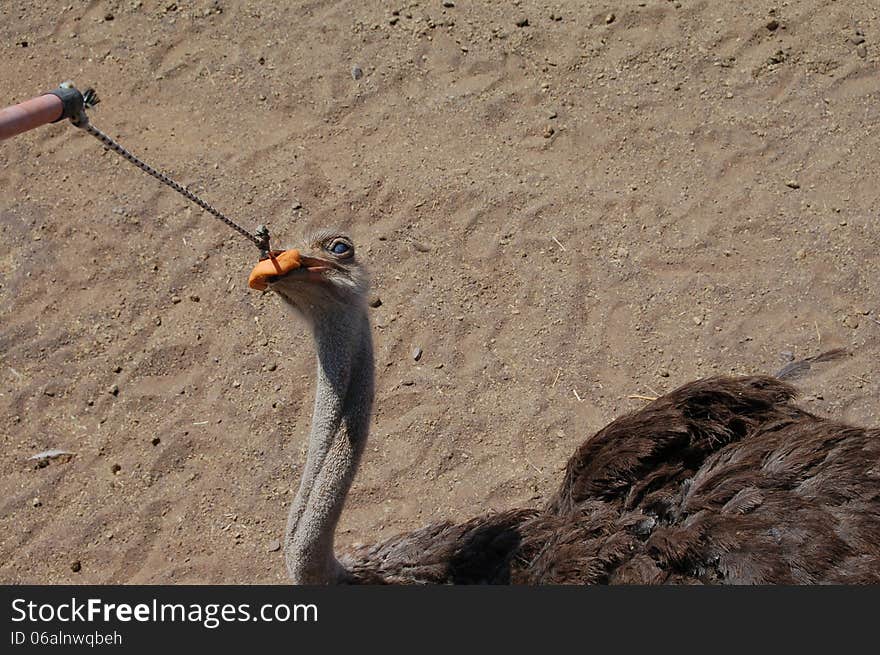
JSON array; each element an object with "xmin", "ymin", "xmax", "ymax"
[{"xmin": 248, "ymin": 249, "xmax": 302, "ymax": 291}]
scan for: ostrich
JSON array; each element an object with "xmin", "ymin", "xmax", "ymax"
[{"xmin": 248, "ymin": 228, "xmax": 880, "ymax": 584}]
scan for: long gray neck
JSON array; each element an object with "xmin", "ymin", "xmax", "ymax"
[{"xmin": 284, "ymin": 305, "xmax": 374, "ymax": 584}]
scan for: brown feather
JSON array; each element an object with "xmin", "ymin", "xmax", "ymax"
[{"xmin": 339, "ymin": 375, "xmax": 880, "ymax": 584}]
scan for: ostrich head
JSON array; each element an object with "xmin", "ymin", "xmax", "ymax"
[
  {"xmin": 249, "ymin": 228, "xmax": 374, "ymax": 583},
  {"xmin": 253, "ymin": 227, "xmax": 370, "ymax": 326}
]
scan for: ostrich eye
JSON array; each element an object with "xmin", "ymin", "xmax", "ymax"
[{"xmin": 329, "ymin": 240, "xmax": 352, "ymax": 255}]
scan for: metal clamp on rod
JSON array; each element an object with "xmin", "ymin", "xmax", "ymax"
[
  {"xmin": 44, "ymin": 84, "xmax": 86, "ymax": 124},
  {"xmin": 0, "ymin": 81, "xmax": 90, "ymax": 140}
]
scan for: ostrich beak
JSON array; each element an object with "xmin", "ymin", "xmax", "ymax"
[{"xmin": 247, "ymin": 249, "xmax": 336, "ymax": 291}]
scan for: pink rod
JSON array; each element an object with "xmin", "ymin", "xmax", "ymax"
[{"xmin": 0, "ymin": 94, "xmax": 63, "ymax": 141}]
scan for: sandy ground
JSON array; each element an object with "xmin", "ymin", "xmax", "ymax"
[{"xmin": 1, "ymin": 1, "xmax": 878, "ymax": 584}]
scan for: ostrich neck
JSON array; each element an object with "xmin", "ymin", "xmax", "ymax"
[{"xmin": 285, "ymin": 307, "xmax": 374, "ymax": 584}]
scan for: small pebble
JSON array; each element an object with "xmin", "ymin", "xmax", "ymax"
[
  {"xmin": 657, "ymin": 369, "xmax": 670, "ymax": 378},
  {"xmin": 108, "ymin": 384, "xmax": 119, "ymax": 396},
  {"xmin": 412, "ymin": 347, "xmax": 423, "ymax": 362},
  {"xmin": 111, "ymin": 463, "xmax": 122, "ymax": 475},
  {"xmin": 515, "ymin": 17, "xmax": 529, "ymax": 27},
  {"xmin": 785, "ymin": 180, "xmax": 800, "ymax": 189},
  {"xmin": 766, "ymin": 19, "xmax": 779, "ymax": 31},
  {"xmin": 151, "ymin": 436, "xmax": 161, "ymax": 446},
  {"xmin": 32, "ymin": 497, "xmax": 42, "ymax": 507},
  {"xmin": 267, "ymin": 539, "xmax": 282, "ymax": 553},
  {"xmin": 71, "ymin": 560, "xmax": 82, "ymax": 573},
  {"xmin": 543, "ymin": 125, "xmax": 555, "ymax": 138},
  {"xmin": 267, "ymin": 362, "xmax": 277, "ymax": 371},
  {"xmin": 857, "ymin": 44, "xmax": 867, "ymax": 58},
  {"xmin": 605, "ymin": 13, "xmax": 616, "ymax": 24},
  {"xmin": 351, "ymin": 65, "xmax": 363, "ymax": 80},
  {"xmin": 442, "ymin": 1, "xmax": 455, "ymax": 7},
  {"xmin": 171, "ymin": 295, "xmax": 182, "ymax": 304},
  {"xmin": 368, "ymin": 294, "xmax": 383, "ymax": 308},
  {"xmin": 189, "ymin": 294, "xmax": 200, "ymax": 302}
]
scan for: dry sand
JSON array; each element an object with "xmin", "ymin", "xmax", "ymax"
[{"xmin": 1, "ymin": 1, "xmax": 878, "ymax": 583}]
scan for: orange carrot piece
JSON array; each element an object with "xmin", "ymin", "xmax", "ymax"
[{"xmin": 247, "ymin": 249, "xmax": 301, "ymax": 290}]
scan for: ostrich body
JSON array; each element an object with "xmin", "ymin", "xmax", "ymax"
[{"xmin": 257, "ymin": 230, "xmax": 880, "ymax": 584}]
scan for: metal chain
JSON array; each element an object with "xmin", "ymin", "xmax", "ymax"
[{"xmin": 72, "ymin": 109, "xmax": 269, "ymax": 254}]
